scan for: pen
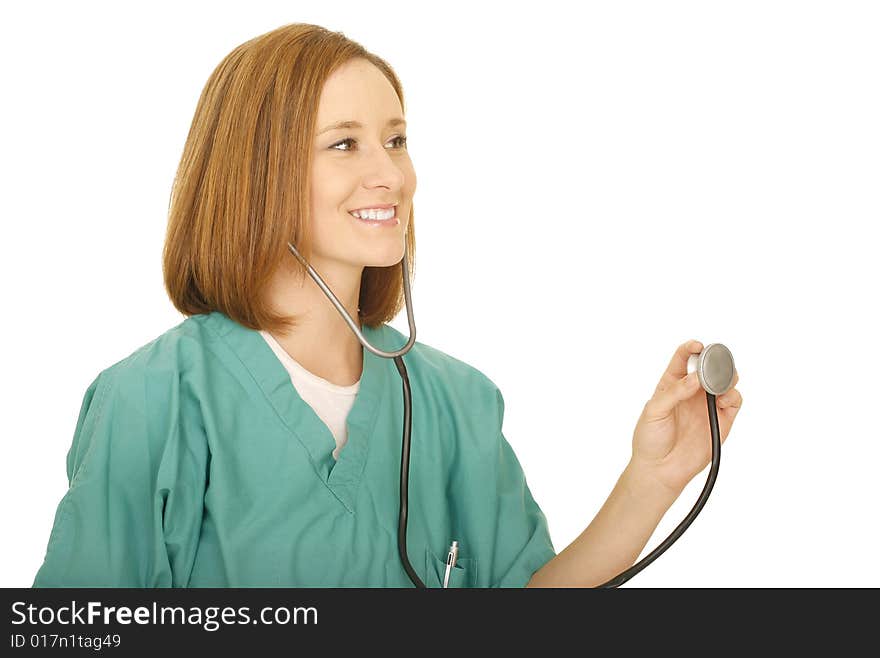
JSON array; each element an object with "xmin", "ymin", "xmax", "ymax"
[{"xmin": 442, "ymin": 540, "xmax": 459, "ymax": 588}]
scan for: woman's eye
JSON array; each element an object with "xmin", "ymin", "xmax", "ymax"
[{"xmin": 330, "ymin": 135, "xmax": 407, "ymax": 151}]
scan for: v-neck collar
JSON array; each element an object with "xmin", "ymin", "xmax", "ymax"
[{"xmin": 200, "ymin": 310, "xmax": 389, "ymax": 513}]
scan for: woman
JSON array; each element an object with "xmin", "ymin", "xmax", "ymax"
[{"xmin": 33, "ymin": 23, "xmax": 742, "ymax": 588}]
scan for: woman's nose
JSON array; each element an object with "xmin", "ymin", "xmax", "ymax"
[{"xmin": 360, "ymin": 146, "xmax": 406, "ymax": 188}]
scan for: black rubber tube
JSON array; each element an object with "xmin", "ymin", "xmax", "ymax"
[
  {"xmin": 596, "ymin": 391, "xmax": 721, "ymax": 588},
  {"xmin": 394, "ymin": 355, "xmax": 426, "ymax": 588}
]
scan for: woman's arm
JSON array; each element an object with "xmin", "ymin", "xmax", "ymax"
[
  {"xmin": 525, "ymin": 459, "xmax": 679, "ymax": 588},
  {"xmin": 33, "ymin": 366, "xmax": 207, "ymax": 588}
]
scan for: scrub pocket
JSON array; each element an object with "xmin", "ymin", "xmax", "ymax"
[{"xmin": 424, "ymin": 547, "xmax": 478, "ymax": 588}]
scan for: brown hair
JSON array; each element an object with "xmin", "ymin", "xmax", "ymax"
[{"xmin": 162, "ymin": 23, "xmax": 416, "ymax": 334}]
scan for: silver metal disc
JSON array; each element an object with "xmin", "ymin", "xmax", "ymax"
[{"xmin": 687, "ymin": 343, "xmax": 736, "ymax": 396}]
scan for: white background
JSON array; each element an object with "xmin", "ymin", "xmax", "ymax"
[{"xmin": 2, "ymin": 1, "xmax": 877, "ymax": 588}]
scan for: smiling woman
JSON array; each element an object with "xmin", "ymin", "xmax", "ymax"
[{"xmin": 31, "ymin": 22, "xmax": 558, "ymax": 589}]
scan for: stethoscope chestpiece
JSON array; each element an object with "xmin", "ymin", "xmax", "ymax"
[{"xmin": 687, "ymin": 343, "xmax": 736, "ymax": 396}]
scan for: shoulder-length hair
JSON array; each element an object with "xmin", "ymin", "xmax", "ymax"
[{"xmin": 162, "ymin": 23, "xmax": 416, "ymax": 334}]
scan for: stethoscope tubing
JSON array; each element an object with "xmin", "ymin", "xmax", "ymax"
[{"xmin": 393, "ymin": 355, "xmax": 425, "ymax": 588}]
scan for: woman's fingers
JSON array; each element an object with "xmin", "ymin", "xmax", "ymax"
[
  {"xmin": 655, "ymin": 339, "xmax": 703, "ymax": 395},
  {"xmin": 717, "ymin": 387, "xmax": 743, "ymax": 410},
  {"xmin": 645, "ymin": 371, "xmax": 702, "ymax": 421}
]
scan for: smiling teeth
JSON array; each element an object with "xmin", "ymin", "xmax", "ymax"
[{"xmin": 350, "ymin": 207, "xmax": 395, "ymax": 220}]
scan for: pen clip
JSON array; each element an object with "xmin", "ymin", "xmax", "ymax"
[{"xmin": 443, "ymin": 540, "xmax": 459, "ymax": 588}]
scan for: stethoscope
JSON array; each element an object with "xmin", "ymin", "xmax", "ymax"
[{"xmin": 287, "ymin": 239, "xmax": 736, "ymax": 588}]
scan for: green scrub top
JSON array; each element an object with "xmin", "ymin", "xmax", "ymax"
[{"xmin": 33, "ymin": 311, "xmax": 556, "ymax": 587}]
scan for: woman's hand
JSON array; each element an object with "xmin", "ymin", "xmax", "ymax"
[{"xmin": 630, "ymin": 340, "xmax": 742, "ymax": 495}]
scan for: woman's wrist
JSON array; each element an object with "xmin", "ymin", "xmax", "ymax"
[{"xmin": 623, "ymin": 457, "xmax": 684, "ymax": 512}]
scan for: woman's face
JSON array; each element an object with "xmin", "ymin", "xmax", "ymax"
[{"xmin": 309, "ymin": 57, "xmax": 416, "ymax": 272}]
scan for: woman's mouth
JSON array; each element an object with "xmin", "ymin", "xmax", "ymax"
[{"xmin": 348, "ymin": 206, "xmax": 400, "ymax": 227}]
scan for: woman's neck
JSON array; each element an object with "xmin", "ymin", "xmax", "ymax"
[{"xmin": 264, "ymin": 259, "xmax": 365, "ymax": 386}]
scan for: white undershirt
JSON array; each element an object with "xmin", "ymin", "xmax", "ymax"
[{"xmin": 259, "ymin": 330, "xmax": 360, "ymax": 461}]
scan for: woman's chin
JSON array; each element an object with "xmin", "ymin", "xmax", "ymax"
[{"xmin": 363, "ymin": 247, "xmax": 406, "ymax": 269}]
